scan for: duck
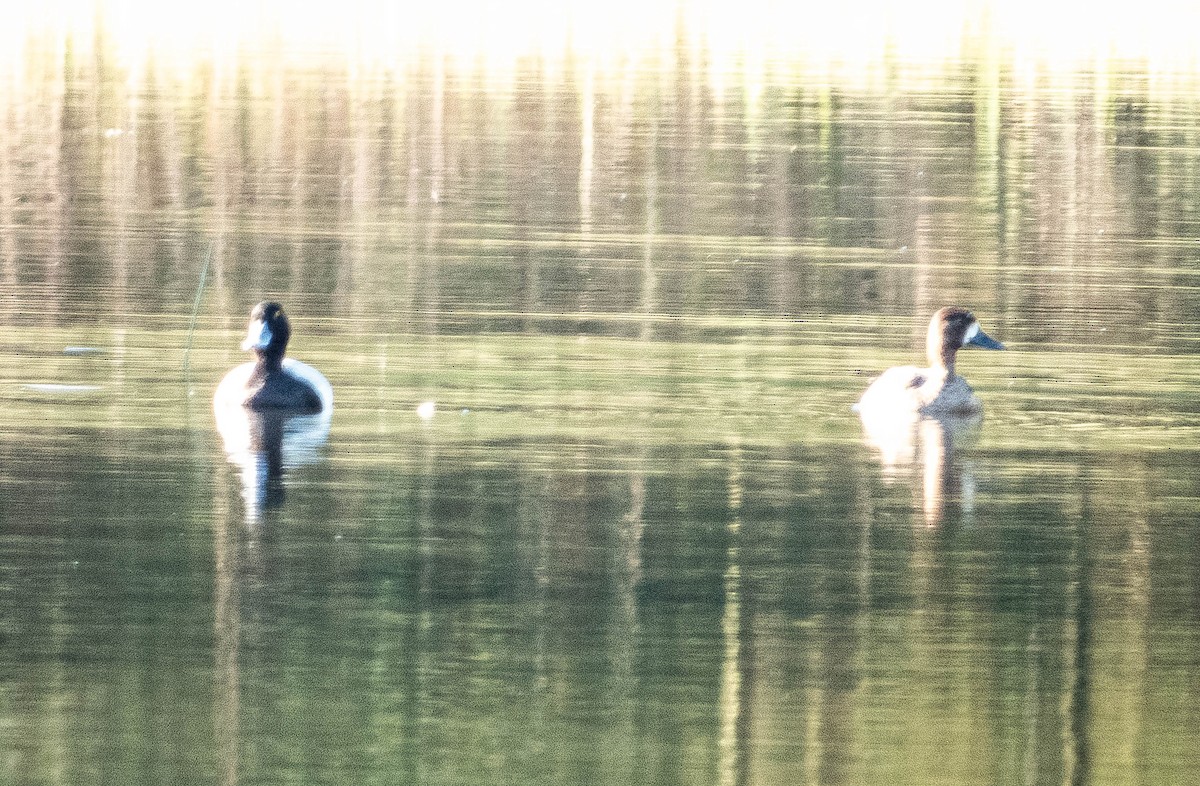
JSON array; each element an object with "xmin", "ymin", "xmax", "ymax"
[
  {"xmin": 855, "ymin": 306, "xmax": 1004, "ymax": 417},
  {"xmin": 213, "ymin": 301, "xmax": 333, "ymax": 414}
]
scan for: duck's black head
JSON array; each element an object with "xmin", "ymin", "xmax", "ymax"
[{"xmin": 241, "ymin": 301, "xmax": 291, "ymax": 367}]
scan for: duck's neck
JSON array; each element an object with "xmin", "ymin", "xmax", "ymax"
[
  {"xmin": 926, "ymin": 332, "xmax": 958, "ymax": 378},
  {"xmin": 255, "ymin": 349, "xmax": 285, "ymax": 374},
  {"xmin": 938, "ymin": 354, "xmax": 957, "ymax": 378}
]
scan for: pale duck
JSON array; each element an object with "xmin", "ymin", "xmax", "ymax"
[{"xmin": 855, "ymin": 307, "xmax": 1004, "ymax": 417}]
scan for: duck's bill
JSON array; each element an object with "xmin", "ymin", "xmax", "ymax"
[
  {"xmin": 966, "ymin": 329, "xmax": 1005, "ymax": 350},
  {"xmin": 240, "ymin": 319, "xmax": 272, "ymax": 351}
]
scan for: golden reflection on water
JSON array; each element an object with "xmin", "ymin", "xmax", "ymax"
[
  {"xmin": 6, "ymin": 0, "xmax": 1200, "ymax": 334},
  {"xmin": 6, "ymin": 0, "xmax": 1200, "ymax": 83}
]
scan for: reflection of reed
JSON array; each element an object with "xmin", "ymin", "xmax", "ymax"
[
  {"xmin": 0, "ymin": 110, "xmax": 15, "ymax": 287},
  {"xmin": 718, "ymin": 443, "xmax": 746, "ymax": 786},
  {"xmin": 4, "ymin": 23, "xmax": 1197, "ymax": 353},
  {"xmin": 212, "ymin": 450, "xmax": 242, "ymax": 786},
  {"xmin": 1076, "ymin": 466, "xmax": 1151, "ymax": 784},
  {"xmin": 609, "ymin": 458, "xmax": 646, "ymax": 781},
  {"xmin": 578, "ymin": 64, "xmax": 595, "ymax": 243},
  {"xmin": 1066, "ymin": 525, "xmax": 1093, "ymax": 785}
]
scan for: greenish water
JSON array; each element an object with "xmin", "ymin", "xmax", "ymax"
[{"xmin": 3, "ymin": 12, "xmax": 1200, "ymax": 786}]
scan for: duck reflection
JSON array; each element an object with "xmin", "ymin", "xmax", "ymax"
[
  {"xmin": 858, "ymin": 408, "xmax": 981, "ymax": 527},
  {"xmin": 210, "ymin": 404, "xmax": 332, "ymax": 784},
  {"xmin": 213, "ymin": 404, "xmax": 331, "ymax": 521}
]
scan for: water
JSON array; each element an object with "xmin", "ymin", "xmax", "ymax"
[{"xmin": 3, "ymin": 5, "xmax": 1200, "ymax": 785}]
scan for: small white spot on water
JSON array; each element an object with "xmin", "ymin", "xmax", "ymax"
[{"xmin": 416, "ymin": 401, "xmax": 436, "ymax": 420}]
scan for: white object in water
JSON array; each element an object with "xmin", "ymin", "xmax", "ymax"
[{"xmin": 416, "ymin": 401, "xmax": 436, "ymax": 420}]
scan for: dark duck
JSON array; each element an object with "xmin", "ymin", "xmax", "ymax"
[{"xmin": 214, "ymin": 301, "xmax": 332, "ymax": 414}]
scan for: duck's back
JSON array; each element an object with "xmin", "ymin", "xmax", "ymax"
[
  {"xmin": 213, "ymin": 362, "xmax": 256, "ymax": 411},
  {"xmin": 281, "ymin": 359, "xmax": 333, "ymax": 411},
  {"xmin": 856, "ymin": 366, "xmax": 982, "ymax": 417},
  {"xmin": 855, "ymin": 365, "xmax": 926, "ymax": 415}
]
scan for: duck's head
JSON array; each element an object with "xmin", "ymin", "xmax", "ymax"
[
  {"xmin": 240, "ymin": 301, "xmax": 291, "ymax": 363},
  {"xmin": 927, "ymin": 306, "xmax": 1004, "ymax": 372}
]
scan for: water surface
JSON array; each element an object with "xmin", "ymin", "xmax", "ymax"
[{"xmin": 2, "ymin": 6, "xmax": 1200, "ymax": 785}]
